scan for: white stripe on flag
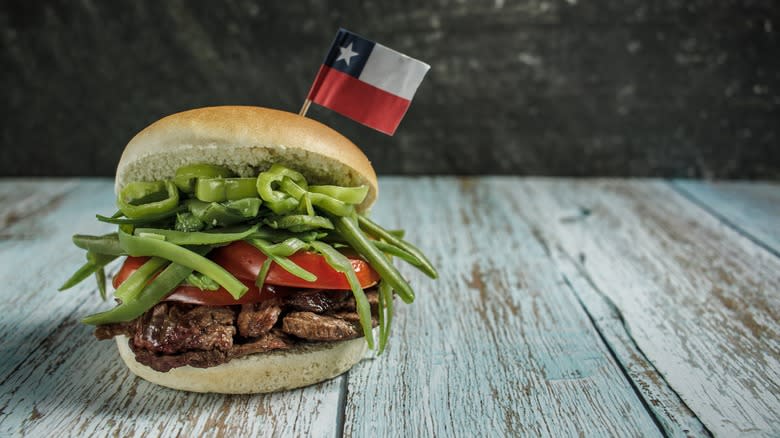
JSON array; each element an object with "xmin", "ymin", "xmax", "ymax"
[{"xmin": 358, "ymin": 43, "xmax": 430, "ymax": 100}]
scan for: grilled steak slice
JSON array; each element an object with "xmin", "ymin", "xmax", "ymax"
[
  {"xmin": 94, "ymin": 320, "xmax": 137, "ymax": 340},
  {"xmin": 236, "ymin": 299, "xmax": 282, "ymax": 338},
  {"xmin": 132, "ymin": 303, "xmax": 236, "ymax": 354},
  {"xmin": 229, "ymin": 330, "xmax": 292, "ymax": 357},
  {"xmin": 285, "ymin": 290, "xmax": 352, "ymax": 313},
  {"xmin": 330, "ymin": 289, "xmax": 380, "ymax": 312},
  {"xmin": 282, "ymin": 311, "xmax": 363, "ymax": 341},
  {"xmin": 130, "ymin": 340, "xmax": 230, "ymax": 372}
]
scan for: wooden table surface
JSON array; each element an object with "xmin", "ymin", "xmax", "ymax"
[{"xmin": 0, "ymin": 178, "xmax": 777, "ymax": 437}]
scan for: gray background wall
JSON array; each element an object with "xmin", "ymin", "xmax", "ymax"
[{"xmin": 2, "ymin": 0, "xmax": 779, "ymax": 178}]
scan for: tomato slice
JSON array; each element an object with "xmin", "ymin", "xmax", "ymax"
[
  {"xmin": 112, "ymin": 241, "xmax": 380, "ymax": 305},
  {"xmin": 209, "ymin": 241, "xmax": 379, "ymax": 290}
]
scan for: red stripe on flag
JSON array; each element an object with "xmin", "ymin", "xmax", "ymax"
[{"xmin": 307, "ymin": 65, "xmax": 411, "ymax": 135}]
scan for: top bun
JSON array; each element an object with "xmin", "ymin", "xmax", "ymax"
[{"xmin": 115, "ymin": 106, "xmax": 378, "ymax": 211}]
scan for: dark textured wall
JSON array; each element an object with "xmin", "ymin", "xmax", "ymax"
[{"xmin": 2, "ymin": 1, "xmax": 779, "ymax": 177}]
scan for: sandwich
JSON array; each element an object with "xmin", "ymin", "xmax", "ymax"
[{"xmin": 60, "ymin": 106, "xmax": 437, "ymax": 393}]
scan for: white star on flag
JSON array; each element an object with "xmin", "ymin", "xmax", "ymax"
[{"xmin": 336, "ymin": 43, "xmax": 359, "ymax": 66}]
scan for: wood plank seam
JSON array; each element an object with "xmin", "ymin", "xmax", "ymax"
[
  {"xmin": 556, "ymin": 248, "xmax": 712, "ymax": 438},
  {"xmin": 668, "ymin": 181, "xmax": 780, "ymax": 259},
  {"xmin": 336, "ymin": 373, "xmax": 349, "ymax": 438}
]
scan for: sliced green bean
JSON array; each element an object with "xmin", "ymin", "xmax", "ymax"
[
  {"xmin": 378, "ymin": 280, "xmax": 394, "ymax": 354},
  {"xmin": 255, "ymin": 258, "xmax": 272, "ymax": 288},
  {"xmin": 58, "ymin": 252, "xmax": 117, "ymax": 291},
  {"xmin": 261, "ymin": 237, "xmax": 309, "ymax": 257},
  {"xmin": 72, "ymin": 233, "xmax": 125, "ymax": 256},
  {"xmin": 264, "ymin": 214, "xmax": 333, "ymax": 232},
  {"xmin": 245, "ymin": 238, "xmax": 317, "ymax": 282},
  {"xmin": 119, "ymin": 230, "xmax": 247, "ymax": 298},
  {"xmin": 358, "ymin": 215, "xmax": 438, "ymax": 279},
  {"xmin": 334, "ymin": 215, "xmax": 414, "ymax": 303},
  {"xmin": 280, "ymin": 178, "xmax": 355, "ymax": 217},
  {"xmin": 96, "ymin": 205, "xmax": 185, "ymax": 225},
  {"xmin": 114, "ymin": 257, "xmax": 168, "ymax": 301},
  {"xmin": 82, "ymin": 250, "xmax": 209, "ymax": 325},
  {"xmin": 310, "ymin": 241, "xmax": 374, "ymax": 349},
  {"xmin": 133, "ymin": 224, "xmax": 259, "ymax": 246},
  {"xmin": 309, "ymin": 185, "xmax": 368, "ymax": 205}
]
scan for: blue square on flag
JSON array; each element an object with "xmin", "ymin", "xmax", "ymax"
[
  {"xmin": 306, "ymin": 28, "xmax": 430, "ymax": 135},
  {"xmin": 322, "ymin": 30, "xmax": 375, "ymax": 78}
]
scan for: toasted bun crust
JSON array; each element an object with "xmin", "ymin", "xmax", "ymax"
[
  {"xmin": 115, "ymin": 334, "xmax": 371, "ymax": 394},
  {"xmin": 115, "ymin": 106, "xmax": 378, "ymax": 211}
]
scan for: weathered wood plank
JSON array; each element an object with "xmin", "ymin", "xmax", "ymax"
[
  {"xmin": 343, "ymin": 178, "xmax": 662, "ymax": 437},
  {"xmin": 672, "ymin": 180, "xmax": 780, "ymax": 256},
  {"xmin": 507, "ymin": 178, "xmax": 780, "ymax": 437},
  {"xmin": 552, "ymin": 247, "xmax": 710, "ymax": 437},
  {"xmin": 0, "ymin": 179, "xmax": 342, "ymax": 438},
  {"xmin": 0, "ymin": 178, "xmax": 78, "ymax": 236}
]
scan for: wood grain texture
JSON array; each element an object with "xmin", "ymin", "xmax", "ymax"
[
  {"xmin": 672, "ymin": 180, "xmax": 780, "ymax": 256},
  {"xmin": 343, "ymin": 178, "xmax": 661, "ymax": 437},
  {"xmin": 505, "ymin": 178, "xmax": 780, "ymax": 437},
  {"xmin": 0, "ymin": 179, "xmax": 343, "ymax": 438}
]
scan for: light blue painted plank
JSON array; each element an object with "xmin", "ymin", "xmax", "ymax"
[
  {"xmin": 512, "ymin": 178, "xmax": 780, "ymax": 437},
  {"xmin": 343, "ymin": 177, "xmax": 663, "ymax": 437},
  {"xmin": 673, "ymin": 180, "xmax": 780, "ymax": 255}
]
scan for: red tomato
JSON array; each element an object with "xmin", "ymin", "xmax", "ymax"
[{"xmin": 113, "ymin": 241, "xmax": 379, "ymax": 305}]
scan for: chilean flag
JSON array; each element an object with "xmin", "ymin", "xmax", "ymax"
[{"xmin": 306, "ymin": 29, "xmax": 430, "ymax": 135}]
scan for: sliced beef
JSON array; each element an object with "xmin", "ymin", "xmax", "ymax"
[
  {"xmin": 229, "ymin": 330, "xmax": 292, "ymax": 357},
  {"xmin": 330, "ymin": 289, "xmax": 380, "ymax": 312},
  {"xmin": 130, "ymin": 341, "xmax": 230, "ymax": 372},
  {"xmin": 132, "ymin": 303, "xmax": 236, "ymax": 354},
  {"xmin": 94, "ymin": 320, "xmax": 137, "ymax": 340},
  {"xmin": 282, "ymin": 311, "xmax": 362, "ymax": 341},
  {"xmin": 285, "ymin": 290, "xmax": 352, "ymax": 313},
  {"xmin": 236, "ymin": 299, "xmax": 282, "ymax": 338}
]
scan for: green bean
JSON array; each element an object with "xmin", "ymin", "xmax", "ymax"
[
  {"xmin": 95, "ymin": 267, "xmax": 107, "ymax": 300},
  {"xmin": 133, "ymin": 224, "xmax": 259, "ymax": 246},
  {"xmin": 184, "ymin": 272, "xmax": 220, "ymax": 291},
  {"xmin": 264, "ymin": 214, "xmax": 333, "ymax": 232},
  {"xmin": 82, "ymin": 249, "xmax": 210, "ymax": 325},
  {"xmin": 72, "ymin": 233, "xmax": 126, "ymax": 256},
  {"xmin": 245, "ymin": 238, "xmax": 316, "ymax": 282},
  {"xmin": 58, "ymin": 252, "xmax": 117, "ymax": 291},
  {"xmin": 96, "ymin": 205, "xmax": 185, "ymax": 225},
  {"xmin": 333, "ymin": 215, "xmax": 414, "ymax": 303},
  {"xmin": 372, "ymin": 240, "xmax": 434, "ymax": 276},
  {"xmin": 310, "ymin": 241, "xmax": 374, "ymax": 349},
  {"xmin": 357, "ymin": 215, "xmax": 438, "ymax": 279},
  {"xmin": 114, "ymin": 257, "xmax": 168, "ymax": 301},
  {"xmin": 309, "ymin": 185, "xmax": 368, "ymax": 205},
  {"xmin": 175, "ymin": 212, "xmax": 205, "ymax": 232},
  {"xmin": 255, "ymin": 258, "xmax": 272, "ymax": 288},
  {"xmin": 280, "ymin": 178, "xmax": 355, "ymax": 217},
  {"xmin": 261, "ymin": 237, "xmax": 309, "ymax": 257},
  {"xmin": 248, "ymin": 228, "xmax": 326, "ymax": 243},
  {"xmin": 119, "ymin": 230, "xmax": 247, "ymax": 298},
  {"xmin": 378, "ymin": 280, "xmax": 394, "ymax": 354}
]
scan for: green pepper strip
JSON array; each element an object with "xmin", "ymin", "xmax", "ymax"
[
  {"xmin": 378, "ymin": 280, "xmax": 394, "ymax": 354},
  {"xmin": 256, "ymin": 164, "xmax": 308, "ymax": 202},
  {"xmin": 358, "ymin": 215, "xmax": 438, "ymax": 279},
  {"xmin": 117, "ymin": 180, "xmax": 180, "ymax": 219},
  {"xmin": 174, "ymin": 163, "xmax": 235, "ymax": 193},
  {"xmin": 245, "ymin": 238, "xmax": 317, "ymax": 282},
  {"xmin": 310, "ymin": 241, "xmax": 374, "ymax": 349},
  {"xmin": 118, "ymin": 230, "xmax": 248, "ymax": 299},
  {"xmin": 195, "ymin": 178, "xmax": 259, "ymax": 202},
  {"xmin": 133, "ymin": 224, "xmax": 259, "ymax": 246},
  {"xmin": 96, "ymin": 205, "xmax": 186, "ymax": 225},
  {"xmin": 114, "ymin": 257, "xmax": 168, "ymax": 301},
  {"xmin": 248, "ymin": 228, "xmax": 326, "ymax": 243},
  {"xmin": 58, "ymin": 252, "xmax": 118, "ymax": 291},
  {"xmin": 333, "ymin": 216, "xmax": 415, "ymax": 304},
  {"xmin": 82, "ymin": 247, "xmax": 211, "ymax": 325},
  {"xmin": 280, "ymin": 178, "xmax": 355, "ymax": 217},
  {"xmin": 72, "ymin": 234, "xmax": 126, "ymax": 256},
  {"xmin": 309, "ymin": 185, "xmax": 368, "ymax": 205}
]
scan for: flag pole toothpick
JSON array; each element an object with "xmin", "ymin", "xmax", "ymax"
[{"xmin": 299, "ymin": 99, "xmax": 312, "ymax": 117}]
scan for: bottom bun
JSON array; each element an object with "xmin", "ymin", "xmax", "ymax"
[{"xmin": 115, "ymin": 334, "xmax": 372, "ymax": 394}]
